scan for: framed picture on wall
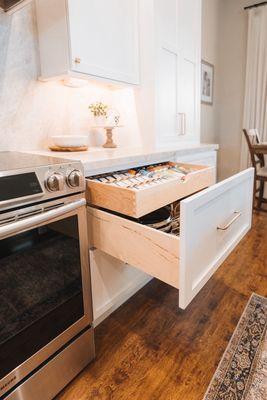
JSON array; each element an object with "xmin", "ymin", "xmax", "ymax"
[{"xmin": 201, "ymin": 60, "xmax": 214, "ymax": 105}]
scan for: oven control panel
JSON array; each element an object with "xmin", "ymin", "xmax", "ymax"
[
  {"xmin": 45, "ymin": 168, "xmax": 85, "ymax": 194},
  {"xmin": 0, "ymin": 159, "xmax": 85, "ymax": 212}
]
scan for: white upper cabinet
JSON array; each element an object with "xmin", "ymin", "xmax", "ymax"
[
  {"xmin": 36, "ymin": 0, "xmax": 140, "ymax": 85},
  {"xmin": 136, "ymin": 0, "xmax": 202, "ymax": 147}
]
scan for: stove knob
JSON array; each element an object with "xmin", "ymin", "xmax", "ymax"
[
  {"xmin": 46, "ymin": 173, "xmax": 64, "ymax": 192},
  {"xmin": 67, "ymin": 170, "xmax": 84, "ymax": 188}
]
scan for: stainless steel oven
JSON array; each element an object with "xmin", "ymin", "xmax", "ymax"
[{"xmin": 0, "ymin": 152, "xmax": 95, "ymax": 400}]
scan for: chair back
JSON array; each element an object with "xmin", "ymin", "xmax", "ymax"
[
  {"xmin": 246, "ymin": 129, "xmax": 260, "ymax": 144},
  {"xmin": 243, "ymin": 128, "xmax": 265, "ymax": 170}
]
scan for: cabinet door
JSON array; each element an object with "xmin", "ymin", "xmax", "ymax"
[
  {"xmin": 155, "ymin": 0, "xmax": 201, "ymax": 144},
  {"xmin": 68, "ymin": 0, "xmax": 140, "ymax": 84},
  {"xmin": 177, "ymin": 0, "xmax": 201, "ymax": 61},
  {"xmin": 155, "ymin": 0, "xmax": 180, "ymax": 144},
  {"xmin": 156, "ymin": 46, "xmax": 179, "ymax": 143},
  {"xmin": 177, "ymin": 0, "xmax": 201, "ymax": 141},
  {"xmin": 177, "ymin": 57, "xmax": 200, "ymax": 140}
]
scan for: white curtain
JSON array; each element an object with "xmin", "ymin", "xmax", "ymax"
[{"xmin": 240, "ymin": 5, "xmax": 267, "ymax": 169}]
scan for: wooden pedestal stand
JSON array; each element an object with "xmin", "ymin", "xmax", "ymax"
[{"xmin": 92, "ymin": 125, "xmax": 123, "ymax": 148}]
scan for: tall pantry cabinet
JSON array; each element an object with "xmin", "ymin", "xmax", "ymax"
[{"xmin": 136, "ymin": 0, "xmax": 202, "ymax": 147}]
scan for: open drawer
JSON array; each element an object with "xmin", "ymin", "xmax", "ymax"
[
  {"xmin": 86, "ymin": 162, "xmax": 215, "ymax": 218},
  {"xmin": 87, "ymin": 168, "xmax": 254, "ymax": 309}
]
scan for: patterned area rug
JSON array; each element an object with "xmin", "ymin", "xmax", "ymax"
[{"xmin": 204, "ymin": 293, "xmax": 267, "ymax": 400}]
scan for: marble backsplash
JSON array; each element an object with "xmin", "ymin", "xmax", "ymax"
[{"xmin": 0, "ymin": 3, "xmax": 141, "ymax": 151}]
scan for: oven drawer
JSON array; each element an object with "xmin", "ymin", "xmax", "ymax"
[
  {"xmin": 87, "ymin": 168, "xmax": 254, "ymax": 309},
  {"xmin": 86, "ymin": 162, "xmax": 215, "ymax": 218}
]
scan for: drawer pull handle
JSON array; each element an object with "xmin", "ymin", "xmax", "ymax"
[
  {"xmin": 177, "ymin": 113, "xmax": 186, "ymax": 135},
  {"xmin": 217, "ymin": 212, "xmax": 242, "ymax": 231}
]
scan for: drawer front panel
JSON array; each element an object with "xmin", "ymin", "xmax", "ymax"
[
  {"xmin": 87, "ymin": 207, "xmax": 180, "ymax": 288},
  {"xmin": 87, "ymin": 163, "xmax": 215, "ymax": 218},
  {"xmin": 179, "ymin": 168, "xmax": 254, "ymax": 309}
]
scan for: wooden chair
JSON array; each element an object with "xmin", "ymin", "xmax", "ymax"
[{"xmin": 243, "ymin": 129, "xmax": 267, "ymax": 212}]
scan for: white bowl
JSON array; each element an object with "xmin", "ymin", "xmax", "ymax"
[{"xmin": 51, "ymin": 135, "xmax": 88, "ymax": 148}]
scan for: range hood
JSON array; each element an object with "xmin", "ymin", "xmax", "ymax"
[{"xmin": 0, "ymin": 0, "xmax": 32, "ymax": 14}]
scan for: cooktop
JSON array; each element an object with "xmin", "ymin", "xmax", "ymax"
[{"xmin": 0, "ymin": 152, "xmax": 76, "ymax": 172}]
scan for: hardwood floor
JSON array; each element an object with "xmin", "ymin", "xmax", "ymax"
[{"xmin": 56, "ymin": 213, "xmax": 267, "ymax": 400}]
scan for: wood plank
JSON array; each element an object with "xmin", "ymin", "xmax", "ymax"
[
  {"xmin": 87, "ymin": 207, "xmax": 180, "ymax": 289},
  {"xmin": 56, "ymin": 212, "xmax": 267, "ymax": 400}
]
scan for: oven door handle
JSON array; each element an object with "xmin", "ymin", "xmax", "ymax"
[{"xmin": 0, "ymin": 198, "xmax": 86, "ymax": 239}]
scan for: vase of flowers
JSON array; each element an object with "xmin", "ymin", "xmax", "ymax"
[{"xmin": 89, "ymin": 102, "xmax": 108, "ymax": 126}]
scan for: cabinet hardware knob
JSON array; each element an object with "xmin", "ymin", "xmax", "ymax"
[{"xmin": 74, "ymin": 57, "xmax": 81, "ymax": 64}]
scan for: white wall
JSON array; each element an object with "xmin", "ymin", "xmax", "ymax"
[
  {"xmin": 0, "ymin": 3, "xmax": 141, "ymax": 151},
  {"xmin": 204, "ymin": 0, "xmax": 264, "ymax": 180},
  {"xmin": 216, "ymin": 0, "xmax": 248, "ymax": 179},
  {"xmin": 201, "ymin": 0, "xmax": 220, "ymax": 145}
]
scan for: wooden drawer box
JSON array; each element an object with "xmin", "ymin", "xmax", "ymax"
[
  {"xmin": 87, "ymin": 169, "xmax": 254, "ymax": 309},
  {"xmin": 86, "ymin": 163, "xmax": 215, "ymax": 218}
]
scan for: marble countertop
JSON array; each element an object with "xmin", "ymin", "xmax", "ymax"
[{"xmin": 29, "ymin": 143, "xmax": 219, "ymax": 176}]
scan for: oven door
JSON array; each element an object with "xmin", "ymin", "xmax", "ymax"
[{"xmin": 0, "ymin": 197, "xmax": 92, "ymax": 397}]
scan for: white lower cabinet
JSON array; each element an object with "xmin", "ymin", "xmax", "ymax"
[
  {"xmin": 176, "ymin": 150, "xmax": 217, "ymax": 168},
  {"xmin": 87, "ymin": 164, "xmax": 254, "ymax": 311},
  {"xmin": 89, "ymin": 249, "xmax": 151, "ymax": 325}
]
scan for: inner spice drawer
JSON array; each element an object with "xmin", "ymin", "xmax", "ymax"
[{"xmin": 86, "ymin": 162, "xmax": 215, "ymax": 218}]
